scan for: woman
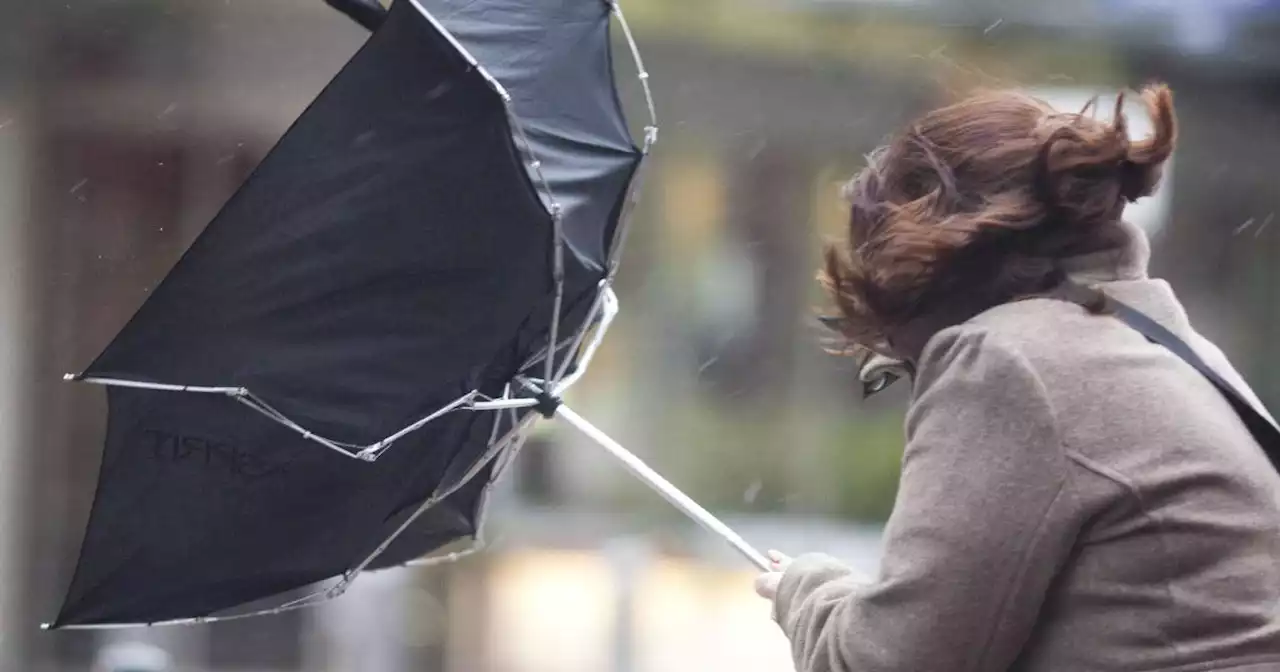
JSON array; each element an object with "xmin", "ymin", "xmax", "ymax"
[{"xmin": 755, "ymin": 84, "xmax": 1280, "ymax": 671}]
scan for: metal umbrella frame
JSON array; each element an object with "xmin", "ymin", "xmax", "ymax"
[{"xmin": 45, "ymin": 0, "xmax": 767, "ymax": 631}]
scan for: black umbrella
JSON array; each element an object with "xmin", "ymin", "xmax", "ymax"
[{"xmin": 45, "ymin": 0, "xmax": 767, "ymax": 630}]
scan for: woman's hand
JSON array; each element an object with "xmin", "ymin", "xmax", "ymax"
[{"xmin": 753, "ymin": 549, "xmax": 793, "ymax": 601}]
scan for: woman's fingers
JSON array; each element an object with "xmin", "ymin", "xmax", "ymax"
[
  {"xmin": 755, "ymin": 550, "xmax": 795, "ymax": 600},
  {"xmin": 754, "ymin": 571, "xmax": 782, "ymax": 599},
  {"xmin": 755, "ymin": 550, "xmax": 796, "ymax": 600}
]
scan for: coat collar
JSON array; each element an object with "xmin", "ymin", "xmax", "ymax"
[
  {"xmin": 1056, "ymin": 218, "xmax": 1151, "ymax": 285},
  {"xmin": 862, "ymin": 219, "xmax": 1151, "ymax": 382}
]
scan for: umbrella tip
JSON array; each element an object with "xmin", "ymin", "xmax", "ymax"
[
  {"xmin": 39, "ymin": 622, "xmax": 52, "ymax": 630},
  {"xmin": 62, "ymin": 373, "xmax": 77, "ymax": 381}
]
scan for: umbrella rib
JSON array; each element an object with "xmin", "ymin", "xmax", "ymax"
[
  {"xmin": 337, "ymin": 411, "xmax": 539, "ymax": 586},
  {"xmin": 66, "ymin": 373, "xmax": 523, "ymax": 461},
  {"xmin": 234, "ymin": 392, "xmax": 361, "ymax": 456},
  {"xmin": 611, "ymin": 0, "xmax": 657, "ymax": 134},
  {"xmin": 403, "ymin": 0, "xmax": 510, "ymax": 100},
  {"xmin": 504, "ymin": 118, "xmax": 565, "ymax": 388},
  {"xmin": 392, "ymin": 400, "xmax": 531, "ymax": 571},
  {"xmin": 404, "ymin": 537, "xmax": 486, "ymax": 568},
  {"xmin": 403, "ymin": 418, "xmax": 534, "ymax": 569},
  {"xmin": 40, "ymin": 582, "xmax": 340, "ymax": 630},
  {"xmin": 552, "ymin": 285, "xmax": 620, "ymax": 395},
  {"xmin": 516, "ymin": 332, "xmax": 581, "ymax": 381},
  {"xmin": 65, "ymin": 375, "xmax": 243, "ymax": 395},
  {"xmin": 551, "ymin": 280, "xmax": 611, "ymax": 385},
  {"xmin": 526, "ymin": 282, "xmax": 618, "ymax": 393},
  {"xmin": 355, "ymin": 390, "xmax": 480, "ymax": 461},
  {"xmin": 604, "ymin": 0, "xmax": 659, "ymax": 280}
]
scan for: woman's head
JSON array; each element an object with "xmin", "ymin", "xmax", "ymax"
[{"xmin": 821, "ymin": 83, "xmax": 1177, "ymax": 359}]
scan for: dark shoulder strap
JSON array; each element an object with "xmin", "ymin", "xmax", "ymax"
[{"xmin": 1056, "ymin": 283, "xmax": 1280, "ymax": 473}]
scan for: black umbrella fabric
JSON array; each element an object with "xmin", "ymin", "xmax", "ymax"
[{"xmin": 48, "ymin": 0, "xmax": 765, "ymax": 630}]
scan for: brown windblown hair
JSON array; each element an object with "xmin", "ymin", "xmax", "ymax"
[{"xmin": 820, "ymin": 83, "xmax": 1177, "ymax": 358}]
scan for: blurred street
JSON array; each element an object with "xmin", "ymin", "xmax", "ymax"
[{"xmin": 1, "ymin": 0, "xmax": 1278, "ymax": 669}]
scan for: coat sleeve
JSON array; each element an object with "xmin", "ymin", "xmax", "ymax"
[{"xmin": 774, "ymin": 326, "xmax": 1079, "ymax": 672}]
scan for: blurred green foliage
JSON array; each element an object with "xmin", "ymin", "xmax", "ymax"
[
  {"xmin": 602, "ymin": 393, "xmax": 906, "ymax": 524},
  {"xmin": 816, "ymin": 410, "xmax": 906, "ymax": 522}
]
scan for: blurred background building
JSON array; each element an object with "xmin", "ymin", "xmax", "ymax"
[{"xmin": 0, "ymin": 0, "xmax": 1277, "ymax": 669}]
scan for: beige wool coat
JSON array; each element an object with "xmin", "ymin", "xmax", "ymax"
[{"xmin": 775, "ymin": 221, "xmax": 1280, "ymax": 672}]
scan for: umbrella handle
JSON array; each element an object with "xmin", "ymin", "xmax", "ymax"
[{"xmin": 554, "ymin": 403, "xmax": 771, "ymax": 571}]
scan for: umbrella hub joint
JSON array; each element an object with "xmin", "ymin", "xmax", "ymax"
[{"xmin": 533, "ymin": 391, "xmax": 562, "ymax": 419}]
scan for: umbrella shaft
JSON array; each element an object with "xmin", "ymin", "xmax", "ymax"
[{"xmin": 554, "ymin": 404, "xmax": 770, "ymax": 571}]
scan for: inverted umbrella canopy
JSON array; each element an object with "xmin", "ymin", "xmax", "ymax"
[{"xmin": 48, "ymin": 0, "xmax": 764, "ymax": 630}]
